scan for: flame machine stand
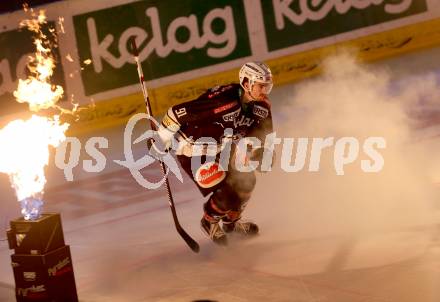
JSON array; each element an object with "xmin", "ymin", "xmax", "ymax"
[{"xmin": 6, "ymin": 213, "xmax": 78, "ymax": 302}]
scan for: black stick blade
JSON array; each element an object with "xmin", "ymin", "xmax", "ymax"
[{"xmin": 178, "ymin": 226, "xmax": 200, "ymax": 253}]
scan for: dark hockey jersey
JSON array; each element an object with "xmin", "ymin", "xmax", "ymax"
[{"xmin": 160, "ymin": 83, "xmax": 273, "ymax": 156}]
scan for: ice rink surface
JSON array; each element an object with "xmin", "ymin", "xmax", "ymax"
[{"xmin": 1, "ymin": 47, "xmax": 440, "ymax": 301}]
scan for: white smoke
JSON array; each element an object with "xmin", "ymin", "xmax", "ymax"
[{"xmin": 248, "ymin": 51, "xmax": 440, "ymax": 247}]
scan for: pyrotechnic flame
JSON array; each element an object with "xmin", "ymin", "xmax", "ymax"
[
  {"xmin": 0, "ymin": 9, "xmax": 70, "ymax": 219},
  {"xmin": 13, "ymin": 10, "xmax": 64, "ymax": 112},
  {"xmin": 14, "ymin": 78, "xmax": 64, "ymax": 112},
  {"xmin": 0, "ymin": 115, "xmax": 68, "ymax": 201},
  {"xmin": 58, "ymin": 17, "xmax": 65, "ymax": 34}
]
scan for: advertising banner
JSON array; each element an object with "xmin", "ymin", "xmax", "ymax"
[
  {"xmin": 262, "ymin": 0, "xmax": 428, "ymax": 51},
  {"xmin": 73, "ymin": 0, "xmax": 251, "ymax": 96}
]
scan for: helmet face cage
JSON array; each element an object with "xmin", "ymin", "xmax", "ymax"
[{"xmin": 239, "ymin": 62, "xmax": 273, "ymax": 95}]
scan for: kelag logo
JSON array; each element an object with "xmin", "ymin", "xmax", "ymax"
[
  {"xmin": 262, "ymin": 0, "xmax": 428, "ymax": 51},
  {"xmin": 73, "ymin": 0, "xmax": 251, "ymax": 96}
]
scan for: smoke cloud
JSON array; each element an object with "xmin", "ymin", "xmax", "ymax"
[
  {"xmin": 251, "ymin": 52, "xmax": 440, "ymax": 237},
  {"xmin": 217, "ymin": 52, "xmax": 440, "ymax": 283}
]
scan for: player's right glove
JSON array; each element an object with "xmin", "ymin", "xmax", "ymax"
[{"xmin": 148, "ymin": 110, "xmax": 181, "ymax": 160}]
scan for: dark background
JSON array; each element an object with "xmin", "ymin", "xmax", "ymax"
[{"xmin": 0, "ymin": 0, "xmax": 63, "ymax": 14}]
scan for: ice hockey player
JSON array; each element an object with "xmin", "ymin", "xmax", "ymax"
[{"xmin": 154, "ymin": 62, "xmax": 274, "ymax": 245}]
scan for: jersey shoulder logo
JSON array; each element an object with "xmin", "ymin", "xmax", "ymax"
[
  {"xmin": 252, "ymin": 105, "xmax": 269, "ymax": 119},
  {"xmin": 222, "ymin": 108, "xmax": 240, "ymax": 122}
]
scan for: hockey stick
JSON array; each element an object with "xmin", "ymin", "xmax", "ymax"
[{"xmin": 130, "ymin": 39, "xmax": 200, "ymax": 253}]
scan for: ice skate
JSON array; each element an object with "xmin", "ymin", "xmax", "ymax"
[
  {"xmin": 222, "ymin": 219, "xmax": 259, "ymax": 237},
  {"xmin": 200, "ymin": 216, "xmax": 228, "ymax": 246}
]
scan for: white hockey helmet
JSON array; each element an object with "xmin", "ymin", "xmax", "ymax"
[{"xmin": 239, "ymin": 61, "xmax": 273, "ymax": 94}]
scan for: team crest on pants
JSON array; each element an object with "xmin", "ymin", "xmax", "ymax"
[{"xmin": 195, "ymin": 162, "xmax": 226, "ymax": 188}]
